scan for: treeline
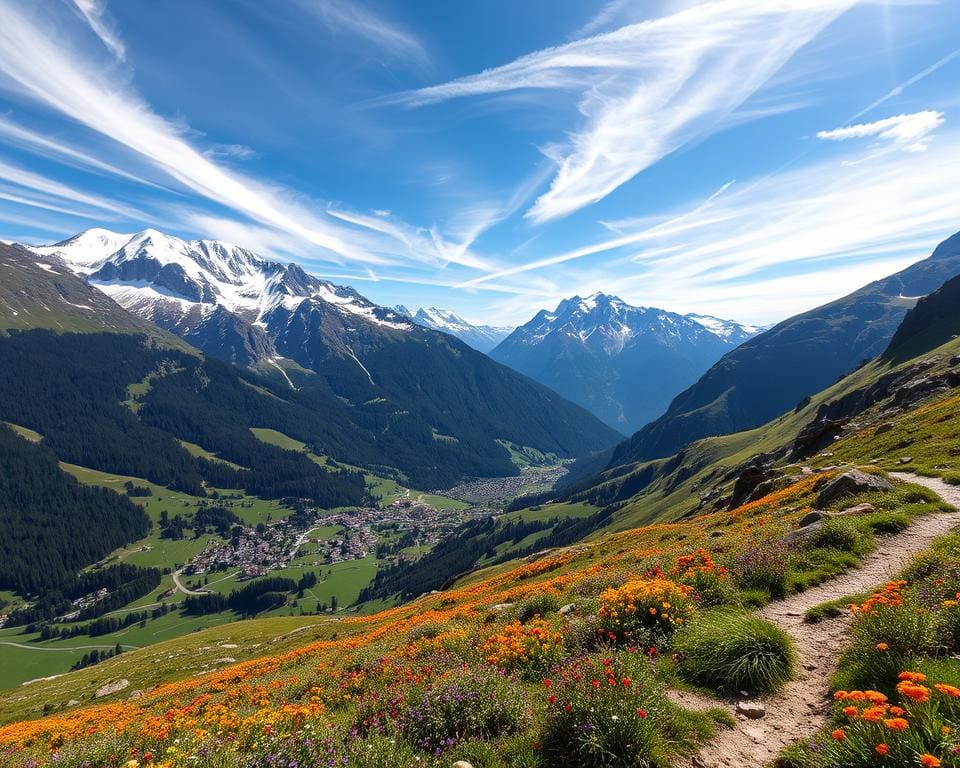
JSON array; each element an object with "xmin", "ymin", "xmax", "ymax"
[
  {"xmin": 0, "ymin": 425, "xmax": 151, "ymax": 595},
  {"xmin": 7, "ymin": 565, "xmax": 161, "ymax": 628},
  {"xmin": 42, "ymin": 603, "xmax": 174, "ymax": 639},
  {"xmin": 71, "ymin": 644, "xmax": 124, "ymax": 671},
  {"xmin": 183, "ymin": 572, "xmax": 319, "ymax": 617},
  {"xmin": 0, "ymin": 331, "xmax": 367, "ymax": 515}
]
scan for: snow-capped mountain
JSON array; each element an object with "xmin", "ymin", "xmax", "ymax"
[
  {"xmin": 23, "ymin": 229, "xmax": 622, "ymax": 479},
  {"xmin": 685, "ymin": 313, "xmax": 765, "ymax": 344},
  {"xmin": 408, "ymin": 307, "xmax": 512, "ymax": 353},
  {"xmin": 490, "ymin": 292, "xmax": 761, "ymax": 432},
  {"xmin": 32, "ymin": 228, "xmax": 411, "ymax": 365}
]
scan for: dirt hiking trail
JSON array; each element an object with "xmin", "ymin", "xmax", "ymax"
[{"xmin": 674, "ymin": 474, "xmax": 960, "ymax": 767}]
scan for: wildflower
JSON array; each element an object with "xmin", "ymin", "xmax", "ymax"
[
  {"xmin": 831, "ymin": 729, "xmax": 845, "ymax": 741},
  {"xmin": 897, "ymin": 681, "xmax": 930, "ymax": 703},
  {"xmin": 125, "ymin": 762, "xmax": 139, "ymax": 768},
  {"xmin": 544, "ymin": 679, "xmax": 552, "ymax": 688},
  {"xmin": 876, "ymin": 642, "xmax": 889, "ymax": 651},
  {"xmin": 842, "ymin": 706, "xmax": 858, "ymax": 718},
  {"xmin": 935, "ymin": 683, "xmax": 960, "ymax": 698},
  {"xmin": 876, "ymin": 743, "xmax": 889, "ymax": 756},
  {"xmin": 919, "ymin": 755, "xmax": 941, "ymax": 768},
  {"xmin": 884, "ymin": 718, "xmax": 909, "ymax": 731},
  {"xmin": 636, "ymin": 708, "xmax": 647, "ymax": 718},
  {"xmin": 898, "ymin": 671, "xmax": 927, "ymax": 683}
]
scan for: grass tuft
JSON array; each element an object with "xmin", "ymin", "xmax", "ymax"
[{"xmin": 673, "ymin": 609, "xmax": 796, "ymax": 695}]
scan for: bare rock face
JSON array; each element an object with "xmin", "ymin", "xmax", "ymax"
[{"xmin": 815, "ymin": 470, "xmax": 893, "ymax": 507}]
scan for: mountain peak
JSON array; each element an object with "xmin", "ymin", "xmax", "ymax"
[{"xmin": 410, "ymin": 307, "xmax": 513, "ymax": 353}]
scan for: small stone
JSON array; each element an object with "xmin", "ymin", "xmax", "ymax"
[
  {"xmin": 452, "ymin": 762, "xmax": 475, "ymax": 768},
  {"xmin": 127, "ymin": 689, "xmax": 145, "ymax": 701},
  {"xmin": 67, "ymin": 699, "xmax": 79, "ymax": 707},
  {"xmin": 736, "ymin": 701, "xmax": 766, "ymax": 719},
  {"xmin": 899, "ymin": 456, "xmax": 914, "ymax": 464},
  {"xmin": 875, "ymin": 423, "xmax": 895, "ymax": 434},
  {"xmin": 804, "ymin": 663, "xmax": 818, "ymax": 672},
  {"xmin": 709, "ymin": 529, "xmax": 724, "ymax": 537},
  {"xmin": 558, "ymin": 603, "xmax": 577, "ymax": 616},
  {"xmin": 841, "ymin": 502, "xmax": 876, "ymax": 515},
  {"xmin": 490, "ymin": 603, "xmax": 514, "ymax": 611}
]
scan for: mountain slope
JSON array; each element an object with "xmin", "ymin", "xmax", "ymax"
[
  {"xmin": 406, "ymin": 307, "xmax": 512, "ymax": 353},
  {"xmin": 490, "ymin": 292, "xmax": 759, "ymax": 432},
  {"xmin": 0, "ymin": 242, "xmax": 180, "ymax": 343},
  {"xmin": 26, "ymin": 230, "xmax": 621, "ymax": 483},
  {"xmin": 612, "ymin": 230, "xmax": 960, "ymax": 464}
]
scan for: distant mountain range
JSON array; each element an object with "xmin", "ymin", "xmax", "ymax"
[
  {"xmin": 394, "ymin": 306, "xmax": 512, "ymax": 353},
  {"xmin": 489, "ymin": 292, "xmax": 762, "ymax": 432},
  {"xmin": 19, "ymin": 230, "xmax": 620, "ymax": 487},
  {"xmin": 611, "ymin": 229, "xmax": 960, "ymax": 465}
]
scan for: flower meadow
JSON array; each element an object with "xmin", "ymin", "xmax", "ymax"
[{"xmin": 0, "ymin": 471, "xmax": 948, "ymax": 768}]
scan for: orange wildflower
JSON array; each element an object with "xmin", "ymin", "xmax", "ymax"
[
  {"xmin": 884, "ymin": 717, "xmax": 909, "ymax": 731},
  {"xmin": 919, "ymin": 755, "xmax": 941, "ymax": 768},
  {"xmin": 831, "ymin": 728, "xmax": 845, "ymax": 741},
  {"xmin": 875, "ymin": 743, "xmax": 889, "ymax": 756}
]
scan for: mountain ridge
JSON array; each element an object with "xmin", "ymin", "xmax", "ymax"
[{"xmin": 610, "ymin": 230, "xmax": 960, "ymax": 466}]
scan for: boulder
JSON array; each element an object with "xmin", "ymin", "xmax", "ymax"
[
  {"xmin": 558, "ymin": 603, "xmax": 577, "ymax": 616},
  {"xmin": 798, "ymin": 510, "xmax": 827, "ymax": 528},
  {"xmin": 728, "ymin": 461, "xmax": 776, "ymax": 509},
  {"xmin": 815, "ymin": 470, "xmax": 893, "ymax": 507},
  {"xmin": 736, "ymin": 701, "xmax": 766, "ymax": 719},
  {"xmin": 875, "ymin": 423, "xmax": 895, "ymax": 434},
  {"xmin": 782, "ymin": 522, "xmax": 821, "ymax": 545},
  {"xmin": 94, "ymin": 679, "xmax": 129, "ymax": 698}
]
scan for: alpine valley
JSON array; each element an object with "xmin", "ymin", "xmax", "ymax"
[{"xmin": 4, "ymin": 5, "xmax": 960, "ymax": 768}]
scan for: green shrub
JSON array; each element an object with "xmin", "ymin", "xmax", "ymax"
[
  {"xmin": 943, "ymin": 472, "xmax": 960, "ymax": 486},
  {"xmin": 808, "ymin": 518, "xmax": 860, "ymax": 552},
  {"xmin": 515, "ymin": 591, "xmax": 562, "ymax": 623},
  {"xmin": 673, "ymin": 610, "xmax": 795, "ymax": 694}
]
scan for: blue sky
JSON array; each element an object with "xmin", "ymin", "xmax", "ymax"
[{"xmin": 1, "ymin": 0, "xmax": 959, "ymax": 326}]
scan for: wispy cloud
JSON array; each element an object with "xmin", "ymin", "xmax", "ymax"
[
  {"xmin": 0, "ymin": 157, "xmax": 143, "ymax": 218},
  {"xmin": 302, "ymin": 0, "xmax": 429, "ymax": 69},
  {"xmin": 0, "ymin": 113, "xmax": 160, "ymax": 186},
  {"xmin": 0, "ymin": 3, "xmax": 457, "ymax": 269},
  {"xmin": 465, "ymin": 133, "xmax": 960, "ymax": 325},
  {"xmin": 400, "ymin": 0, "xmax": 855, "ymax": 223},
  {"xmin": 69, "ymin": 0, "xmax": 125, "ymax": 61},
  {"xmin": 817, "ymin": 110, "xmax": 945, "ymax": 152}
]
